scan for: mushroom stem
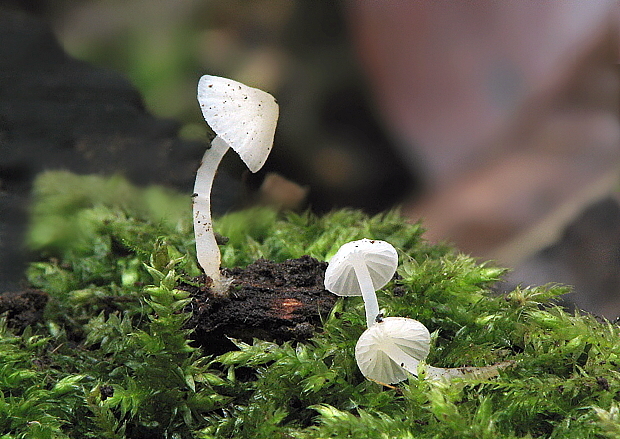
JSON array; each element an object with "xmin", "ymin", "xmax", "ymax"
[
  {"xmin": 382, "ymin": 341, "xmax": 508, "ymax": 381},
  {"xmin": 193, "ymin": 135, "xmax": 229, "ymax": 293},
  {"xmin": 351, "ymin": 256, "xmax": 381, "ymax": 328},
  {"xmin": 423, "ymin": 363, "xmax": 511, "ymax": 381}
]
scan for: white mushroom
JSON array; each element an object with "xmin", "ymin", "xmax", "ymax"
[
  {"xmin": 194, "ymin": 75, "xmax": 279, "ymax": 293},
  {"xmin": 355, "ymin": 316, "xmax": 508, "ymax": 384},
  {"xmin": 324, "ymin": 239, "xmax": 398, "ymax": 328},
  {"xmin": 355, "ymin": 317, "xmax": 430, "ymax": 385}
]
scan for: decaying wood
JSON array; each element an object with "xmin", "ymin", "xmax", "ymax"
[{"xmin": 179, "ymin": 255, "xmax": 337, "ymax": 354}]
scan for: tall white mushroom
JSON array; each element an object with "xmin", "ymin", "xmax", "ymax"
[
  {"xmin": 194, "ymin": 75, "xmax": 279, "ymax": 293},
  {"xmin": 324, "ymin": 239, "xmax": 510, "ymax": 385},
  {"xmin": 324, "ymin": 239, "xmax": 398, "ymax": 328}
]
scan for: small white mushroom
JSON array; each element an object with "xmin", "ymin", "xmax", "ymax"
[
  {"xmin": 355, "ymin": 317, "xmax": 430, "ymax": 385},
  {"xmin": 194, "ymin": 75, "xmax": 279, "ymax": 293},
  {"xmin": 355, "ymin": 316, "xmax": 508, "ymax": 384},
  {"xmin": 324, "ymin": 239, "xmax": 398, "ymax": 328}
]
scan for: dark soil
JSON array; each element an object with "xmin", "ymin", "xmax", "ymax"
[
  {"xmin": 0, "ymin": 289, "xmax": 48, "ymax": 332},
  {"xmin": 179, "ymin": 255, "xmax": 337, "ymax": 354}
]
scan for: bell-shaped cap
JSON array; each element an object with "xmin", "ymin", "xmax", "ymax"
[
  {"xmin": 324, "ymin": 239, "xmax": 398, "ymax": 296},
  {"xmin": 197, "ymin": 75, "xmax": 279, "ymax": 173},
  {"xmin": 355, "ymin": 317, "xmax": 430, "ymax": 385}
]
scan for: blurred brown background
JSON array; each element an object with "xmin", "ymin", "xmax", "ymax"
[{"xmin": 1, "ymin": 1, "xmax": 619, "ymax": 317}]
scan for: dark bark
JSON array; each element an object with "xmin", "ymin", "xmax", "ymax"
[{"xmin": 180, "ymin": 256, "xmax": 337, "ymax": 354}]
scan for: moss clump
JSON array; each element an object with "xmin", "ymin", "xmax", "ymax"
[{"xmin": 3, "ymin": 169, "xmax": 619, "ymax": 438}]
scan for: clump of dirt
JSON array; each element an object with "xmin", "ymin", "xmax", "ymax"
[
  {"xmin": 0, "ymin": 289, "xmax": 48, "ymax": 332},
  {"xmin": 179, "ymin": 255, "xmax": 337, "ymax": 354}
]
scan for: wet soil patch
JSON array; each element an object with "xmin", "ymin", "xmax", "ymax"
[
  {"xmin": 179, "ymin": 255, "xmax": 337, "ymax": 354},
  {"xmin": 0, "ymin": 289, "xmax": 48, "ymax": 332}
]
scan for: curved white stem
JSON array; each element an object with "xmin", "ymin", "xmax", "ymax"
[
  {"xmin": 382, "ymin": 334, "xmax": 508, "ymax": 381},
  {"xmin": 193, "ymin": 136, "xmax": 229, "ymax": 290},
  {"xmin": 423, "ymin": 362, "xmax": 510, "ymax": 380},
  {"xmin": 352, "ymin": 256, "xmax": 380, "ymax": 328}
]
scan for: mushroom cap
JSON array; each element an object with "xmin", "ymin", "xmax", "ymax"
[
  {"xmin": 324, "ymin": 239, "xmax": 398, "ymax": 296},
  {"xmin": 197, "ymin": 75, "xmax": 279, "ymax": 173},
  {"xmin": 355, "ymin": 317, "xmax": 431, "ymax": 385}
]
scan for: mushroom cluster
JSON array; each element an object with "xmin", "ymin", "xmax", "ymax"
[
  {"xmin": 193, "ymin": 75, "xmax": 505, "ymax": 384},
  {"xmin": 324, "ymin": 239, "xmax": 506, "ymax": 385},
  {"xmin": 194, "ymin": 75, "xmax": 279, "ymax": 294}
]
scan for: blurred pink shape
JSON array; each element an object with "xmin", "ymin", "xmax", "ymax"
[{"xmin": 346, "ymin": 1, "xmax": 617, "ymax": 186}]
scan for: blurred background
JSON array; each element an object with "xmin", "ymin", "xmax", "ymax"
[{"xmin": 1, "ymin": 1, "xmax": 619, "ymax": 317}]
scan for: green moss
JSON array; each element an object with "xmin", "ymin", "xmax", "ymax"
[{"xmin": 3, "ymin": 170, "xmax": 619, "ymax": 438}]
